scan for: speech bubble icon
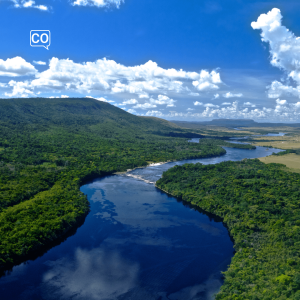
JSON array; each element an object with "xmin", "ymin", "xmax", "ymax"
[{"xmin": 30, "ymin": 30, "xmax": 51, "ymax": 50}]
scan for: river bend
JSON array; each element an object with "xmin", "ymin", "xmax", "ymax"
[{"xmin": 0, "ymin": 145, "xmax": 283, "ymax": 300}]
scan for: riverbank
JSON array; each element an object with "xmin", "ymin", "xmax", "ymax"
[
  {"xmin": 0, "ymin": 140, "xmax": 284, "ymax": 299},
  {"xmin": 156, "ymin": 159, "xmax": 300, "ymax": 299},
  {"xmin": 0, "ymin": 139, "xmax": 229, "ymax": 271}
]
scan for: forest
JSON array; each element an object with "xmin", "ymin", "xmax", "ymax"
[
  {"xmin": 156, "ymin": 159, "xmax": 300, "ymax": 300},
  {"xmin": 0, "ymin": 97, "xmax": 253, "ymax": 270}
]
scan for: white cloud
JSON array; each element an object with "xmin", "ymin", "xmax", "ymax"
[
  {"xmin": 252, "ymin": 8, "xmax": 300, "ymax": 98},
  {"xmin": 145, "ymin": 110, "xmax": 164, "ymax": 117},
  {"xmin": 212, "ymin": 93, "xmax": 219, "ymax": 99},
  {"xmin": 122, "ymin": 95, "xmax": 176, "ymax": 111},
  {"xmin": 122, "ymin": 99, "xmax": 138, "ymax": 105},
  {"xmin": 267, "ymin": 80, "xmax": 300, "ymax": 98},
  {"xmin": 33, "ymin": 61, "xmax": 47, "ymax": 65},
  {"xmin": 223, "ymin": 92, "xmax": 243, "ymax": 98},
  {"xmin": 204, "ymin": 103, "xmax": 219, "ymax": 108},
  {"xmin": 149, "ymin": 95, "xmax": 176, "ymax": 107},
  {"xmin": 187, "ymin": 108, "xmax": 194, "ymax": 111},
  {"xmin": 142, "ymin": 99, "xmax": 300, "ymax": 122},
  {"xmin": 276, "ymin": 99, "xmax": 287, "ymax": 105},
  {"xmin": 133, "ymin": 103, "xmax": 157, "ymax": 110},
  {"xmin": 72, "ymin": 0, "xmax": 124, "ymax": 8},
  {"xmin": 193, "ymin": 101, "xmax": 203, "ymax": 106},
  {"xmin": 0, "ymin": 57, "xmax": 37, "ymax": 77},
  {"xmin": 86, "ymin": 96, "xmax": 114, "ymax": 102},
  {"xmin": 5, "ymin": 80, "xmax": 34, "ymax": 97},
  {"xmin": 244, "ymin": 102, "xmax": 256, "ymax": 107},
  {"xmin": 138, "ymin": 93, "xmax": 149, "ymax": 98},
  {"xmin": 10, "ymin": 0, "xmax": 49, "ymax": 10},
  {"xmin": 189, "ymin": 92, "xmax": 199, "ymax": 96},
  {"xmin": 49, "ymin": 95, "xmax": 69, "ymax": 98},
  {"xmin": 192, "ymin": 70, "xmax": 222, "ymax": 91},
  {"xmin": 127, "ymin": 109, "xmax": 136, "ymax": 114},
  {"xmin": 20, "ymin": 58, "xmax": 222, "ymax": 101}
]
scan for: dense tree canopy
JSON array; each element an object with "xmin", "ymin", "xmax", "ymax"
[
  {"xmin": 156, "ymin": 159, "xmax": 300, "ymax": 299},
  {"xmin": 0, "ymin": 98, "xmax": 253, "ymax": 270}
]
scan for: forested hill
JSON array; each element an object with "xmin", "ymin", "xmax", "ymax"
[
  {"xmin": 1, "ymin": 97, "xmax": 233, "ymax": 271},
  {"xmin": 0, "ymin": 97, "xmax": 162, "ymax": 126},
  {"xmin": 0, "ymin": 97, "xmax": 202, "ymax": 138}
]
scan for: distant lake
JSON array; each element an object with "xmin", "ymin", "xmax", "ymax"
[
  {"xmin": 233, "ymin": 128, "xmax": 286, "ymax": 136},
  {"xmin": 0, "ymin": 145, "xmax": 283, "ymax": 300},
  {"xmin": 230, "ymin": 132, "xmax": 286, "ymax": 140}
]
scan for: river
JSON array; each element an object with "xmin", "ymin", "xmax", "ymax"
[{"xmin": 0, "ymin": 144, "xmax": 283, "ymax": 300}]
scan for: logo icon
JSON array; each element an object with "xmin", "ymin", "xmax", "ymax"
[{"xmin": 30, "ymin": 30, "xmax": 51, "ymax": 50}]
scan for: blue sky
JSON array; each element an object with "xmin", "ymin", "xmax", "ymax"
[{"xmin": 1, "ymin": 0, "xmax": 300, "ymax": 121}]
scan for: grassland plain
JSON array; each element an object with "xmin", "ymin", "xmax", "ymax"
[
  {"xmin": 237, "ymin": 127, "xmax": 300, "ymax": 150},
  {"xmin": 259, "ymin": 154, "xmax": 300, "ymax": 173},
  {"xmin": 0, "ymin": 98, "xmax": 254, "ymax": 272}
]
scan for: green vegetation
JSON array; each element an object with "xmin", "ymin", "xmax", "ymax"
[
  {"xmin": 0, "ymin": 97, "xmax": 253, "ymax": 270},
  {"xmin": 156, "ymin": 159, "xmax": 300, "ymax": 299},
  {"xmin": 272, "ymin": 149, "xmax": 300, "ymax": 156},
  {"xmin": 198, "ymin": 138, "xmax": 256, "ymax": 150}
]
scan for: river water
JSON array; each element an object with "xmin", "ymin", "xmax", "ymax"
[{"xmin": 0, "ymin": 145, "xmax": 283, "ymax": 300}]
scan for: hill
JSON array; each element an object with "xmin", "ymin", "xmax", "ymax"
[
  {"xmin": 0, "ymin": 97, "xmax": 228, "ymax": 271},
  {"xmin": 0, "ymin": 98, "xmax": 203, "ymax": 138}
]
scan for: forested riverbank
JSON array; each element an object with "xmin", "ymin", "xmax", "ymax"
[
  {"xmin": 156, "ymin": 159, "xmax": 300, "ymax": 299},
  {"xmin": 0, "ymin": 98, "xmax": 254, "ymax": 271}
]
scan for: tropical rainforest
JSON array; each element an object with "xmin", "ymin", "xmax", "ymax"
[
  {"xmin": 0, "ymin": 97, "xmax": 253, "ymax": 271},
  {"xmin": 156, "ymin": 159, "xmax": 300, "ymax": 300}
]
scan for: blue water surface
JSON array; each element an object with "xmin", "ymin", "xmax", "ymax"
[{"xmin": 0, "ymin": 145, "xmax": 283, "ymax": 300}]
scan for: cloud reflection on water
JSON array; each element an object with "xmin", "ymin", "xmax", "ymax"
[{"xmin": 42, "ymin": 247, "xmax": 139, "ymax": 300}]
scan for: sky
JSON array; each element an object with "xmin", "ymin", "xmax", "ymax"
[{"xmin": 1, "ymin": 0, "xmax": 300, "ymax": 121}]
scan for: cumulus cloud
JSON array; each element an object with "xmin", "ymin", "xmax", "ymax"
[
  {"xmin": 145, "ymin": 110, "xmax": 164, "ymax": 117},
  {"xmin": 86, "ymin": 96, "xmax": 114, "ymax": 102},
  {"xmin": 244, "ymin": 102, "xmax": 256, "ymax": 107},
  {"xmin": 127, "ymin": 109, "xmax": 136, "ymax": 114},
  {"xmin": 204, "ymin": 103, "xmax": 219, "ymax": 108},
  {"xmin": 276, "ymin": 99, "xmax": 287, "ymax": 105},
  {"xmin": 189, "ymin": 92, "xmax": 199, "ymax": 96},
  {"xmin": 138, "ymin": 93, "xmax": 149, "ymax": 98},
  {"xmin": 194, "ymin": 101, "xmax": 203, "ymax": 106},
  {"xmin": 187, "ymin": 108, "xmax": 194, "ymax": 111},
  {"xmin": 122, "ymin": 95, "xmax": 176, "ymax": 110},
  {"xmin": 14, "ymin": 57, "xmax": 222, "ymax": 101},
  {"xmin": 143, "ymin": 99, "xmax": 300, "ymax": 122},
  {"xmin": 122, "ymin": 99, "xmax": 138, "ymax": 105},
  {"xmin": 212, "ymin": 93, "xmax": 219, "ymax": 99},
  {"xmin": 223, "ymin": 92, "xmax": 243, "ymax": 98},
  {"xmin": 268, "ymin": 80, "xmax": 300, "ymax": 98},
  {"xmin": 0, "ymin": 57, "xmax": 37, "ymax": 77},
  {"xmin": 5, "ymin": 80, "xmax": 34, "ymax": 97},
  {"xmin": 133, "ymin": 103, "xmax": 157, "ymax": 110},
  {"xmin": 33, "ymin": 61, "xmax": 47, "ymax": 65},
  {"xmin": 150, "ymin": 95, "xmax": 176, "ymax": 107},
  {"xmin": 252, "ymin": 8, "xmax": 300, "ymax": 99},
  {"xmin": 192, "ymin": 70, "xmax": 222, "ymax": 91},
  {"xmin": 49, "ymin": 95, "xmax": 69, "ymax": 98},
  {"xmin": 10, "ymin": 0, "xmax": 49, "ymax": 10},
  {"xmin": 72, "ymin": 0, "xmax": 124, "ymax": 8}
]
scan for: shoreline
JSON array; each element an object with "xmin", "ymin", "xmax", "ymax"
[{"xmin": 112, "ymin": 161, "xmax": 170, "ymax": 175}]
